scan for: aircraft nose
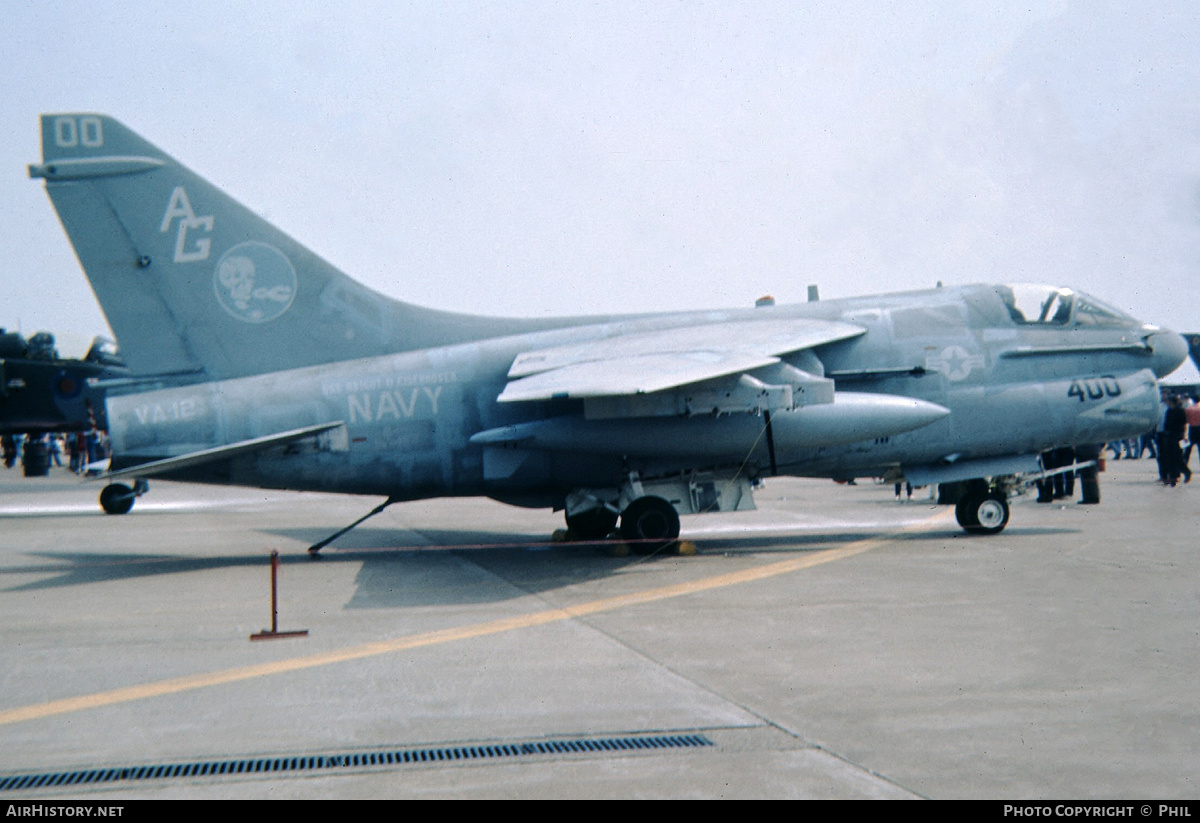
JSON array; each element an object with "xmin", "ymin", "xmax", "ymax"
[{"xmin": 1145, "ymin": 329, "xmax": 1189, "ymax": 378}]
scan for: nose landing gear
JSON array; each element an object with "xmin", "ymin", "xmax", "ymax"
[{"xmin": 954, "ymin": 488, "xmax": 1010, "ymax": 535}]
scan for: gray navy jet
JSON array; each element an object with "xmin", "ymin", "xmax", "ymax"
[{"xmin": 28, "ymin": 114, "xmax": 1188, "ymax": 546}]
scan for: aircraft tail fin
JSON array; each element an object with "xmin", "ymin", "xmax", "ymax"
[{"xmin": 30, "ymin": 114, "xmax": 522, "ymax": 381}]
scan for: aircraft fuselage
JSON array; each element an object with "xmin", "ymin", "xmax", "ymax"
[
  {"xmin": 105, "ymin": 283, "xmax": 1170, "ymax": 508},
  {"xmin": 33, "ymin": 114, "xmax": 1186, "ymax": 535}
]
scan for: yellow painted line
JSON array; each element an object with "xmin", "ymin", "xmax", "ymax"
[{"xmin": 0, "ymin": 508, "xmax": 954, "ymax": 727}]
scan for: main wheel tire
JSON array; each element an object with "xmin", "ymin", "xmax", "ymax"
[
  {"xmin": 619, "ymin": 496, "xmax": 681, "ymax": 554},
  {"xmin": 565, "ymin": 507, "xmax": 618, "ymax": 541},
  {"xmin": 954, "ymin": 495, "xmax": 979, "ymax": 528},
  {"xmin": 99, "ymin": 483, "xmax": 135, "ymax": 515},
  {"xmin": 956, "ymin": 491, "xmax": 1009, "ymax": 535}
]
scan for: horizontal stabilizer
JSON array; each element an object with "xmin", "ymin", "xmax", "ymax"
[
  {"xmin": 28, "ymin": 156, "xmax": 165, "ymax": 180},
  {"xmin": 99, "ymin": 421, "xmax": 345, "ymax": 481}
]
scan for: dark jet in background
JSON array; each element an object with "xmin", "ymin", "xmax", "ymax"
[{"xmin": 0, "ymin": 329, "xmax": 124, "ymax": 435}]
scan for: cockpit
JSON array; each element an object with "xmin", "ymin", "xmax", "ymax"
[{"xmin": 995, "ymin": 284, "xmax": 1135, "ymax": 328}]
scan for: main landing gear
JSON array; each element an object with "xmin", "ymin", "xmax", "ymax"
[
  {"xmin": 564, "ymin": 506, "xmax": 618, "ymax": 541},
  {"xmin": 618, "ymin": 495, "xmax": 681, "ymax": 553},
  {"xmin": 564, "ymin": 493, "xmax": 681, "ymax": 554}
]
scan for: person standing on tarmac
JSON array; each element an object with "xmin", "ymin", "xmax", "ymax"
[
  {"xmin": 1183, "ymin": 394, "xmax": 1200, "ymax": 474},
  {"xmin": 1075, "ymin": 444, "xmax": 1102, "ymax": 504},
  {"xmin": 1156, "ymin": 391, "xmax": 1171, "ymax": 483},
  {"xmin": 1162, "ymin": 394, "xmax": 1190, "ymax": 486}
]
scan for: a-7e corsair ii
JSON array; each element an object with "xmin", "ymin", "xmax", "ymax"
[{"xmin": 29, "ymin": 114, "xmax": 1188, "ymax": 548}]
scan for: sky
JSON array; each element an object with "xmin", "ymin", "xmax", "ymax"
[{"xmin": 3, "ymin": 1, "xmax": 1200, "ymax": 360}]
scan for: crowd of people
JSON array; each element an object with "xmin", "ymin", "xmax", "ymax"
[
  {"xmin": 1, "ymin": 429, "xmax": 110, "ymax": 476},
  {"xmin": 1107, "ymin": 389, "xmax": 1200, "ymax": 487}
]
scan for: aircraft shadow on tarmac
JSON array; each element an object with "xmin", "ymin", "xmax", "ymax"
[
  {"xmin": 0, "ymin": 551, "xmax": 288, "ymax": 594},
  {"xmin": 0, "ymin": 542, "xmax": 648, "ymax": 608},
  {"xmin": 0, "ymin": 522, "xmax": 1078, "ymax": 608}
]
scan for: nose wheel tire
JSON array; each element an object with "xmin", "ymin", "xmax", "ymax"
[
  {"xmin": 955, "ymin": 491, "xmax": 1009, "ymax": 535},
  {"xmin": 620, "ymin": 496, "xmax": 681, "ymax": 554}
]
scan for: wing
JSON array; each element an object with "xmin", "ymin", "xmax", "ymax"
[{"xmin": 498, "ymin": 317, "xmax": 865, "ymax": 415}]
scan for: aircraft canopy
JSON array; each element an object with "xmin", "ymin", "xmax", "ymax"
[{"xmin": 996, "ymin": 284, "xmax": 1134, "ymax": 328}]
